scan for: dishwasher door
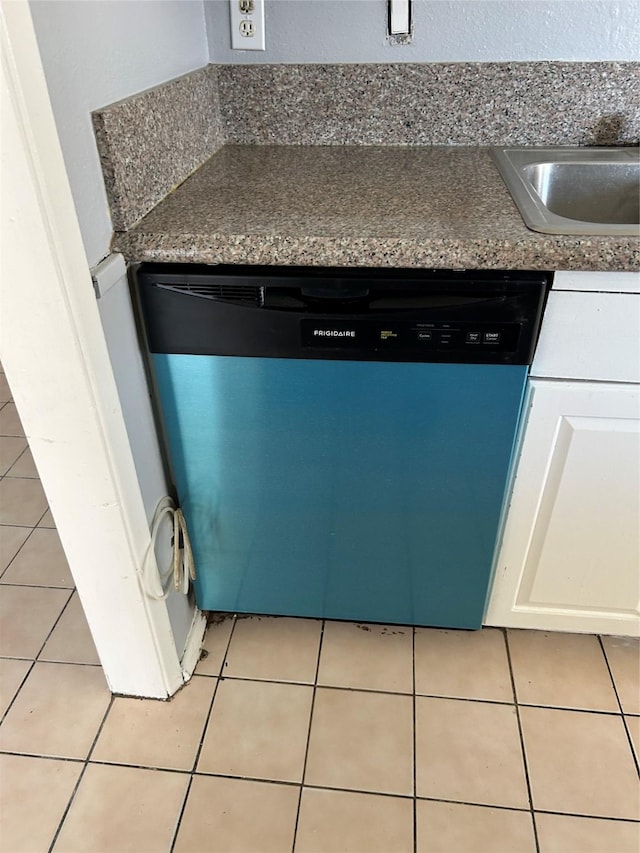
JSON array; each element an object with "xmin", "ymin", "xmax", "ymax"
[
  {"xmin": 152, "ymin": 353, "xmax": 527, "ymax": 628},
  {"xmin": 136, "ymin": 264, "xmax": 548, "ymax": 629}
]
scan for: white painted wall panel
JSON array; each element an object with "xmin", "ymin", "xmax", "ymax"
[
  {"xmin": 95, "ymin": 267, "xmax": 196, "ymax": 656},
  {"xmin": 1, "ymin": 2, "xmax": 189, "ymax": 695},
  {"xmin": 206, "ymin": 0, "xmax": 640, "ymax": 63},
  {"xmin": 27, "ymin": 1, "xmax": 209, "ymax": 660}
]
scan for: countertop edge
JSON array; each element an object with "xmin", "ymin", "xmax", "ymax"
[
  {"xmin": 112, "ymin": 144, "xmax": 640, "ymax": 273},
  {"xmin": 113, "ymin": 231, "xmax": 640, "ymax": 273}
]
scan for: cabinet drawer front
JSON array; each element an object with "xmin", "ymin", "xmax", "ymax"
[
  {"xmin": 553, "ymin": 271, "xmax": 640, "ymax": 293},
  {"xmin": 532, "ymin": 291, "xmax": 640, "ymax": 382}
]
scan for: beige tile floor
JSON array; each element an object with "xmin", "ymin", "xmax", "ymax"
[{"xmin": 1, "ymin": 366, "xmax": 639, "ymax": 853}]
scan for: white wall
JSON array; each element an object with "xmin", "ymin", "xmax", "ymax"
[
  {"xmin": 205, "ymin": 0, "xmax": 640, "ymax": 63},
  {"xmin": 30, "ymin": 0, "xmax": 209, "ymax": 267},
  {"xmin": 2, "ymin": 1, "xmax": 197, "ymax": 696},
  {"xmin": 28, "ymin": 0, "xmax": 210, "ymax": 658}
]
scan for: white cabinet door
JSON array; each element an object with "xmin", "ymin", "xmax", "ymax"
[{"xmin": 486, "ymin": 379, "xmax": 640, "ymax": 637}]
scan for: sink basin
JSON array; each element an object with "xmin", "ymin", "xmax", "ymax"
[{"xmin": 491, "ymin": 147, "xmax": 640, "ymax": 236}]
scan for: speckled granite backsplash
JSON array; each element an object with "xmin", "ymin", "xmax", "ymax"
[
  {"xmin": 217, "ymin": 62, "xmax": 640, "ymax": 147},
  {"xmin": 93, "ymin": 66, "xmax": 223, "ymax": 230},
  {"xmin": 94, "ymin": 61, "xmax": 639, "ymax": 231}
]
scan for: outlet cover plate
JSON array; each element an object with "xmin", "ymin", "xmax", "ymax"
[{"xmin": 230, "ymin": 0, "xmax": 266, "ymax": 51}]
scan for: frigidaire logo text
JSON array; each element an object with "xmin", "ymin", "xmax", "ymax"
[{"xmin": 313, "ymin": 329, "xmax": 356, "ymax": 337}]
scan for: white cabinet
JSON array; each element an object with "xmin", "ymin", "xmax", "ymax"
[
  {"xmin": 485, "ymin": 380, "xmax": 640, "ymax": 636},
  {"xmin": 486, "ymin": 272, "xmax": 640, "ymax": 637}
]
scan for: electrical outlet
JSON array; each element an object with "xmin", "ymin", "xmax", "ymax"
[{"xmin": 230, "ymin": 0, "xmax": 265, "ymax": 51}]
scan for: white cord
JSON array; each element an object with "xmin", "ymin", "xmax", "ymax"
[{"xmin": 140, "ymin": 497, "xmax": 196, "ymax": 600}]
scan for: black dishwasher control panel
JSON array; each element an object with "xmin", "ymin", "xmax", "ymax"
[
  {"xmin": 301, "ymin": 320, "xmax": 521, "ymax": 353},
  {"xmin": 135, "ymin": 264, "xmax": 552, "ymax": 366}
]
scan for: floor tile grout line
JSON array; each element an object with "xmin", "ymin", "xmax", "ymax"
[
  {"xmin": 47, "ymin": 693, "xmax": 116, "ymax": 853},
  {"xmin": 597, "ymin": 634, "xmax": 626, "ymax": 713},
  {"xmin": 83, "ymin": 758, "xmax": 197, "ymax": 776},
  {"xmin": 84, "ymin": 692, "xmax": 117, "ymax": 764},
  {"xmin": 201, "ymin": 673, "xmax": 413, "ymax": 693},
  {"xmin": 0, "ymin": 658, "xmax": 36, "ymax": 727},
  {"xmin": 0, "ymin": 556, "xmax": 74, "ymax": 723},
  {"xmin": 531, "ymin": 808, "xmax": 640, "ymax": 824},
  {"xmin": 0, "ymin": 521, "xmax": 40, "ymax": 582},
  {"xmin": 503, "ymin": 628, "xmax": 540, "ymax": 853},
  {"xmin": 0, "ymin": 749, "xmax": 141, "ymax": 769},
  {"xmin": 9, "ymin": 750, "xmax": 596, "ymax": 816},
  {"xmin": 176, "ymin": 670, "xmax": 507, "ymax": 701},
  {"xmin": 1, "ymin": 747, "xmax": 637, "ymax": 826},
  {"xmin": 168, "ymin": 615, "xmax": 238, "ymax": 853},
  {"xmin": 0, "ymin": 655, "xmax": 102, "ymax": 667},
  {"xmin": 0, "ymin": 750, "xmax": 86, "ymax": 765},
  {"xmin": 4, "ymin": 444, "xmax": 38, "ymax": 479},
  {"xmin": 0, "ymin": 475, "xmax": 49, "ymax": 529},
  {"xmin": 597, "ymin": 634, "xmax": 640, "ymax": 778},
  {"xmin": 621, "ymin": 714, "xmax": 640, "ymax": 779},
  {"xmin": 29, "ymin": 587, "xmax": 76, "ymax": 663},
  {"xmin": 0, "ymin": 495, "xmax": 54, "ymax": 533},
  {"xmin": 0, "ymin": 581, "xmax": 77, "ymax": 592},
  {"xmin": 4, "ymin": 472, "xmax": 40, "ymax": 481},
  {"xmin": 145, "ymin": 767, "xmax": 638, "ymax": 820},
  {"xmin": 0, "ymin": 441, "xmax": 29, "ymax": 479},
  {"xmin": 169, "ymin": 773, "xmax": 195, "ymax": 853},
  {"xmin": 291, "ymin": 618, "xmax": 325, "ymax": 853},
  {"xmin": 36, "ymin": 591, "xmax": 94, "ymax": 664},
  {"xmin": 415, "ymin": 795, "xmax": 530, "ymax": 813},
  {"xmin": 194, "ymin": 772, "xmax": 416, "ymax": 798},
  {"xmin": 106, "ymin": 665, "xmax": 630, "ymax": 716},
  {"xmin": 189, "ymin": 616, "xmax": 237, "ymax": 773},
  {"xmin": 34, "ymin": 504, "xmax": 53, "ymax": 528},
  {"xmin": 412, "ymin": 626, "xmax": 417, "ymax": 853},
  {"xmin": 2, "ymin": 639, "xmax": 632, "ymax": 715},
  {"xmin": 0, "ymin": 504, "xmax": 38, "ymax": 719},
  {"xmin": 192, "ymin": 771, "xmax": 304, "ymax": 789},
  {"xmin": 489, "ymin": 703, "xmax": 625, "ymax": 717},
  {"xmin": 85, "ymin": 693, "xmax": 116, "ymax": 764}
]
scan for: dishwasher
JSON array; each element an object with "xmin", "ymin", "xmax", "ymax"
[{"xmin": 135, "ymin": 265, "xmax": 550, "ymax": 629}]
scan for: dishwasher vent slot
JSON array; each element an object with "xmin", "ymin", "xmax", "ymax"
[{"xmin": 155, "ymin": 282, "xmax": 261, "ymax": 305}]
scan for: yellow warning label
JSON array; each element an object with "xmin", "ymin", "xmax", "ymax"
[{"xmin": 380, "ymin": 330, "xmax": 398, "ymax": 340}]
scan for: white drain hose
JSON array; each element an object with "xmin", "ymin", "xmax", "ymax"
[{"xmin": 141, "ymin": 497, "xmax": 196, "ymax": 600}]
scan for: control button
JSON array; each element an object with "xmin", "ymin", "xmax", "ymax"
[
  {"xmin": 466, "ymin": 332, "xmax": 481, "ymax": 344},
  {"xmin": 484, "ymin": 332, "xmax": 501, "ymax": 344},
  {"xmin": 416, "ymin": 331, "xmax": 433, "ymax": 341}
]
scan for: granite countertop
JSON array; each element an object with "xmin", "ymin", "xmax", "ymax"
[{"xmin": 113, "ymin": 145, "xmax": 639, "ymax": 272}]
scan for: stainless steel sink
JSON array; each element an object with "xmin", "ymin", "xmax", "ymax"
[{"xmin": 491, "ymin": 147, "xmax": 640, "ymax": 236}]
